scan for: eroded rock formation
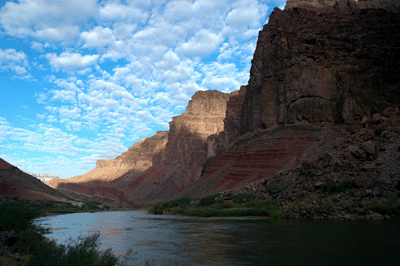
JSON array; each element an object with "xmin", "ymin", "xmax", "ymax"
[
  {"xmin": 96, "ymin": 131, "xmax": 168, "ymax": 171},
  {"xmin": 163, "ymin": 90, "xmax": 231, "ymax": 166},
  {"xmin": 241, "ymin": 0, "xmax": 400, "ymax": 133}
]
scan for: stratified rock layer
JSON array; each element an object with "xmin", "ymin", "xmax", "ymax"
[
  {"xmin": 241, "ymin": 2, "xmax": 400, "ymax": 133},
  {"xmin": 96, "ymin": 131, "xmax": 169, "ymax": 171},
  {"xmin": 163, "ymin": 90, "xmax": 230, "ymax": 166}
]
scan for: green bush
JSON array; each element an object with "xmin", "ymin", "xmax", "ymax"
[
  {"xmin": 319, "ymin": 179, "xmax": 356, "ymax": 193},
  {"xmin": 265, "ymin": 184, "xmax": 288, "ymax": 195},
  {"xmin": 149, "ymin": 203, "xmax": 164, "ymax": 214},
  {"xmin": 222, "ymin": 201, "xmax": 234, "ymax": 208},
  {"xmin": 362, "ymin": 196, "xmax": 400, "ymax": 215},
  {"xmin": 0, "ymin": 204, "xmax": 39, "ymax": 232},
  {"xmin": 232, "ymin": 193, "xmax": 256, "ymax": 204},
  {"xmin": 336, "ymin": 179, "xmax": 355, "ymax": 192},
  {"xmin": 169, "ymin": 197, "xmax": 190, "ymax": 207},
  {"xmin": 197, "ymin": 194, "xmax": 220, "ymax": 207}
]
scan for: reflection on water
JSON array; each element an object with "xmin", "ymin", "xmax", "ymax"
[{"xmin": 35, "ymin": 211, "xmax": 400, "ymax": 266}]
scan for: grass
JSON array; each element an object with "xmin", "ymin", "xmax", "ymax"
[{"xmin": 149, "ymin": 194, "xmax": 284, "ymax": 219}]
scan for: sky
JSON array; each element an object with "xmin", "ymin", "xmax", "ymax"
[{"xmin": 0, "ymin": 0, "xmax": 286, "ymax": 178}]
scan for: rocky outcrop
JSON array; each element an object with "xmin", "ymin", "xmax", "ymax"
[
  {"xmin": 285, "ymin": 0, "xmax": 400, "ymax": 12},
  {"xmin": 218, "ymin": 107, "xmax": 400, "ymax": 220},
  {"xmin": 96, "ymin": 131, "xmax": 168, "ymax": 171},
  {"xmin": 207, "ymin": 86, "xmax": 248, "ymax": 158},
  {"xmin": 241, "ymin": 0, "xmax": 400, "ymax": 133},
  {"xmin": 163, "ymin": 90, "xmax": 230, "ymax": 166}
]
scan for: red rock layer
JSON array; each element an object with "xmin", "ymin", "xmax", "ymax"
[{"xmin": 181, "ymin": 126, "xmax": 315, "ymax": 198}]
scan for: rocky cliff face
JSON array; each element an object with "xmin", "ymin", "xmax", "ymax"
[
  {"xmin": 163, "ymin": 90, "xmax": 231, "ymax": 166},
  {"xmin": 206, "ymin": 86, "xmax": 247, "ymax": 159},
  {"xmin": 241, "ymin": 0, "xmax": 400, "ymax": 134},
  {"xmin": 96, "ymin": 131, "xmax": 168, "ymax": 171},
  {"xmin": 285, "ymin": 0, "xmax": 400, "ymax": 12}
]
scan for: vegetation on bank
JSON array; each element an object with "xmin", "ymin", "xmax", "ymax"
[
  {"xmin": 0, "ymin": 197, "xmax": 177, "ymax": 266},
  {"xmin": 148, "ymin": 194, "xmax": 284, "ymax": 218}
]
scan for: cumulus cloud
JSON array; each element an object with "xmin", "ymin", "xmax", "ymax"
[
  {"xmin": 46, "ymin": 52, "xmax": 99, "ymax": 70},
  {"xmin": 176, "ymin": 29, "xmax": 222, "ymax": 57},
  {"xmin": 50, "ymin": 90, "xmax": 77, "ymax": 103},
  {"xmin": 0, "ymin": 48, "xmax": 29, "ymax": 75},
  {"xmin": 80, "ymin": 26, "xmax": 116, "ymax": 48},
  {"xmin": 0, "ymin": 0, "xmax": 97, "ymax": 42},
  {"xmin": 99, "ymin": 2, "xmax": 148, "ymax": 22}
]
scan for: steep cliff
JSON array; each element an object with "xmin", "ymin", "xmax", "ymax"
[
  {"xmin": 241, "ymin": 0, "xmax": 400, "ymax": 133},
  {"xmin": 162, "ymin": 90, "xmax": 230, "ymax": 166},
  {"xmin": 113, "ymin": 90, "xmax": 235, "ymax": 206}
]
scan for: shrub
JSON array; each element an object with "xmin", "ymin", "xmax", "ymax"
[
  {"xmin": 197, "ymin": 194, "xmax": 220, "ymax": 207},
  {"xmin": 169, "ymin": 197, "xmax": 190, "ymax": 207},
  {"xmin": 319, "ymin": 179, "xmax": 356, "ymax": 193},
  {"xmin": 336, "ymin": 179, "xmax": 355, "ymax": 192},
  {"xmin": 232, "ymin": 193, "xmax": 256, "ymax": 204},
  {"xmin": 265, "ymin": 184, "xmax": 288, "ymax": 195},
  {"xmin": 222, "ymin": 201, "xmax": 233, "ymax": 208},
  {"xmin": 245, "ymin": 198, "xmax": 264, "ymax": 208},
  {"xmin": 0, "ymin": 204, "xmax": 39, "ymax": 232},
  {"xmin": 362, "ymin": 196, "xmax": 400, "ymax": 215},
  {"xmin": 149, "ymin": 203, "xmax": 164, "ymax": 214}
]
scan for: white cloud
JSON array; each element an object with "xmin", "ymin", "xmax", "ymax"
[
  {"xmin": 50, "ymin": 90, "xmax": 77, "ymax": 103},
  {"xmin": 0, "ymin": 0, "xmax": 275, "ymax": 178},
  {"xmin": 46, "ymin": 52, "xmax": 99, "ymax": 70},
  {"xmin": 176, "ymin": 29, "xmax": 222, "ymax": 57},
  {"xmin": 0, "ymin": 0, "xmax": 97, "ymax": 42},
  {"xmin": 99, "ymin": 2, "xmax": 148, "ymax": 22},
  {"xmin": 81, "ymin": 26, "xmax": 115, "ymax": 48},
  {"xmin": 0, "ymin": 48, "xmax": 29, "ymax": 75}
]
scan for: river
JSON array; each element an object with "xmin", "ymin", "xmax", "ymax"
[{"xmin": 34, "ymin": 210, "xmax": 400, "ymax": 265}]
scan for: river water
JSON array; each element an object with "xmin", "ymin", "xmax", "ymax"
[{"xmin": 35, "ymin": 210, "xmax": 400, "ymax": 265}]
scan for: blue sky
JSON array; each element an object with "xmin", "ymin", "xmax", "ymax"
[{"xmin": 0, "ymin": 0, "xmax": 285, "ymax": 178}]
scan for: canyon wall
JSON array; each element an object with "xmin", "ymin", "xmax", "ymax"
[
  {"xmin": 162, "ymin": 90, "xmax": 231, "ymax": 166},
  {"xmin": 50, "ymin": 90, "xmax": 236, "ymax": 206},
  {"xmin": 241, "ymin": 0, "xmax": 400, "ymax": 134},
  {"xmin": 49, "ymin": 0, "xmax": 400, "ymax": 207},
  {"xmin": 96, "ymin": 131, "xmax": 169, "ymax": 171}
]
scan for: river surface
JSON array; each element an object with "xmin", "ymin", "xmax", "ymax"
[{"xmin": 35, "ymin": 210, "xmax": 400, "ymax": 265}]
